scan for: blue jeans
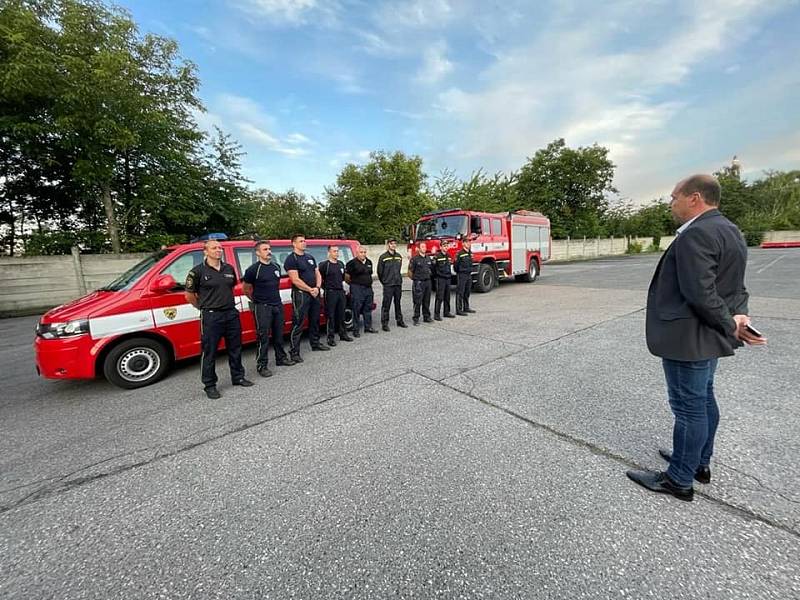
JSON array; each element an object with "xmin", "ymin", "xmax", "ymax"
[{"xmin": 662, "ymin": 358, "xmax": 720, "ymax": 487}]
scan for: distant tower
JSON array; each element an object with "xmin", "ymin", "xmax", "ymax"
[{"xmin": 731, "ymin": 155, "xmax": 741, "ymax": 177}]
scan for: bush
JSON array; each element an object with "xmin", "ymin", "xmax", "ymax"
[
  {"xmin": 626, "ymin": 240, "xmax": 643, "ymax": 254},
  {"xmin": 742, "ymin": 230, "xmax": 765, "ymax": 247},
  {"xmin": 646, "ymin": 242, "xmax": 662, "ymax": 252}
]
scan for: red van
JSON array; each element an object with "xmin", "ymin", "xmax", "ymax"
[{"xmin": 34, "ymin": 238, "xmax": 362, "ymax": 389}]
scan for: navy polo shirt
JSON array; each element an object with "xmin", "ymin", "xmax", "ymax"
[
  {"xmin": 242, "ymin": 260, "xmax": 283, "ymax": 306},
  {"xmin": 284, "ymin": 252, "xmax": 318, "ymax": 288}
]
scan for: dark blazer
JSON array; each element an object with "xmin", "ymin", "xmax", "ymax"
[{"xmin": 646, "ymin": 209, "xmax": 749, "ymax": 361}]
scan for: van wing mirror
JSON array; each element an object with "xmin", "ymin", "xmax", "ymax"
[
  {"xmin": 401, "ymin": 224, "xmax": 411, "ymax": 241},
  {"xmin": 150, "ymin": 274, "xmax": 177, "ymax": 293}
]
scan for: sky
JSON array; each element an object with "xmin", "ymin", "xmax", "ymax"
[{"xmin": 123, "ymin": 0, "xmax": 800, "ymax": 205}]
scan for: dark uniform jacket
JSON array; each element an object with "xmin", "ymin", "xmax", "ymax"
[
  {"xmin": 455, "ymin": 249, "xmax": 473, "ymax": 274},
  {"xmin": 185, "ymin": 261, "xmax": 237, "ymax": 310},
  {"xmin": 346, "ymin": 258, "xmax": 373, "ymax": 287},
  {"xmin": 433, "ymin": 251, "xmax": 453, "ymax": 278},
  {"xmin": 377, "ymin": 251, "xmax": 403, "ymax": 286},
  {"xmin": 646, "ymin": 209, "xmax": 749, "ymax": 361},
  {"xmin": 409, "ymin": 254, "xmax": 434, "ymax": 281}
]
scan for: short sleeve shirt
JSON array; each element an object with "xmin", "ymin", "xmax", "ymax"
[
  {"xmin": 185, "ymin": 260, "xmax": 237, "ymax": 310},
  {"xmin": 242, "ymin": 260, "xmax": 282, "ymax": 306},
  {"xmin": 320, "ymin": 260, "xmax": 345, "ymax": 291},
  {"xmin": 284, "ymin": 252, "xmax": 318, "ymax": 288}
]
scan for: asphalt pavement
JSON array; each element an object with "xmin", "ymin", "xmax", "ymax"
[{"xmin": 1, "ymin": 248, "xmax": 799, "ymax": 599}]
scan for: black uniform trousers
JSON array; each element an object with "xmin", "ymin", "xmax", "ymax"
[
  {"xmin": 381, "ymin": 284, "xmax": 404, "ymax": 325},
  {"xmin": 290, "ymin": 288, "xmax": 321, "ymax": 356},
  {"xmin": 350, "ymin": 283, "xmax": 374, "ymax": 332},
  {"xmin": 200, "ymin": 308, "xmax": 245, "ymax": 388},
  {"xmin": 324, "ymin": 289, "xmax": 347, "ymax": 341},
  {"xmin": 434, "ymin": 277, "xmax": 452, "ymax": 317},
  {"xmin": 253, "ymin": 302, "xmax": 288, "ymax": 369},
  {"xmin": 412, "ymin": 280, "xmax": 432, "ymax": 320},
  {"xmin": 456, "ymin": 273, "xmax": 472, "ymax": 312}
]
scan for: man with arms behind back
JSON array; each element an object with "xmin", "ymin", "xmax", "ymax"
[{"xmin": 626, "ymin": 174, "xmax": 766, "ymax": 502}]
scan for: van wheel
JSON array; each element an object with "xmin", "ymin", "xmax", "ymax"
[
  {"xmin": 475, "ymin": 263, "xmax": 496, "ymax": 293},
  {"xmin": 344, "ymin": 301, "xmax": 354, "ymax": 331},
  {"xmin": 516, "ymin": 258, "xmax": 539, "ymax": 283},
  {"xmin": 103, "ymin": 338, "xmax": 171, "ymax": 389}
]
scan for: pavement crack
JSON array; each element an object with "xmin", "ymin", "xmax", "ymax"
[
  {"xmin": 414, "ymin": 370, "xmax": 800, "ymax": 540},
  {"xmin": 0, "ymin": 370, "xmax": 413, "ymax": 516},
  {"xmin": 717, "ymin": 460, "xmax": 800, "ymax": 505}
]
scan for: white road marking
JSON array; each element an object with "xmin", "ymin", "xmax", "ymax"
[{"xmin": 756, "ymin": 255, "xmax": 785, "ymax": 274}]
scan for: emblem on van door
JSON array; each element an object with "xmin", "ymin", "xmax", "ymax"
[{"xmin": 163, "ymin": 308, "xmax": 177, "ymax": 320}]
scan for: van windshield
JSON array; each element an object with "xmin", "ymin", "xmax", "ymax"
[
  {"xmin": 415, "ymin": 215, "xmax": 467, "ymax": 240},
  {"xmin": 98, "ymin": 250, "xmax": 172, "ymax": 292}
]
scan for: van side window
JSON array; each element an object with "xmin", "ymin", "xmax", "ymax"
[
  {"xmin": 160, "ymin": 251, "xmax": 204, "ymax": 288},
  {"xmin": 236, "ymin": 246, "xmax": 290, "ymax": 277},
  {"xmin": 481, "ymin": 218, "xmax": 490, "ymax": 236},
  {"xmin": 491, "ymin": 219, "xmax": 502, "ymax": 236}
]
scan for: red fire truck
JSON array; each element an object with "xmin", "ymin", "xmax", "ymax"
[
  {"xmin": 406, "ymin": 209, "xmax": 551, "ymax": 292},
  {"xmin": 34, "ymin": 236, "xmax": 363, "ymax": 389}
]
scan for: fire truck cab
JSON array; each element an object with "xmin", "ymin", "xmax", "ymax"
[{"xmin": 407, "ymin": 209, "xmax": 551, "ymax": 293}]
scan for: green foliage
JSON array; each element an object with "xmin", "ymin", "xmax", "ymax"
[
  {"xmin": 516, "ymin": 139, "xmax": 617, "ymax": 239},
  {"xmin": 0, "ymin": 0, "xmax": 250, "ymax": 255},
  {"xmin": 626, "ymin": 240, "xmax": 643, "ymax": 254},
  {"xmin": 244, "ymin": 189, "xmax": 332, "ymax": 240},
  {"xmin": 646, "ymin": 242, "xmax": 662, "ymax": 252},
  {"xmin": 741, "ymin": 230, "xmax": 765, "ymax": 247},
  {"xmin": 432, "ymin": 169, "xmax": 518, "ymax": 213},
  {"xmin": 325, "ymin": 151, "xmax": 435, "ymax": 243}
]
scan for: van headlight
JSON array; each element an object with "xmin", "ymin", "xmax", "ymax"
[{"xmin": 36, "ymin": 319, "xmax": 90, "ymax": 339}]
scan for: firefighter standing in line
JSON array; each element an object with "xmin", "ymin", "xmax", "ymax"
[
  {"xmin": 319, "ymin": 244, "xmax": 353, "ymax": 347},
  {"xmin": 284, "ymin": 233, "xmax": 330, "ymax": 362},
  {"xmin": 407, "ymin": 241, "xmax": 434, "ymax": 325},
  {"xmin": 433, "ymin": 240, "xmax": 456, "ymax": 320},
  {"xmin": 242, "ymin": 240, "xmax": 295, "ymax": 378},
  {"xmin": 345, "ymin": 245, "xmax": 379, "ymax": 336},
  {"xmin": 185, "ymin": 239, "xmax": 254, "ymax": 399},
  {"xmin": 377, "ymin": 238, "xmax": 407, "ymax": 331},
  {"xmin": 455, "ymin": 238, "xmax": 476, "ymax": 315}
]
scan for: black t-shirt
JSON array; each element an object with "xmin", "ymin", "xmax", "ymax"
[
  {"xmin": 409, "ymin": 255, "xmax": 434, "ymax": 281},
  {"xmin": 185, "ymin": 260, "xmax": 237, "ymax": 310},
  {"xmin": 346, "ymin": 257, "xmax": 373, "ymax": 287},
  {"xmin": 284, "ymin": 252, "xmax": 318, "ymax": 288},
  {"xmin": 242, "ymin": 260, "xmax": 282, "ymax": 306},
  {"xmin": 319, "ymin": 259, "xmax": 345, "ymax": 291}
]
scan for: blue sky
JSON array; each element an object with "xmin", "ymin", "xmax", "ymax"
[{"xmin": 123, "ymin": 0, "xmax": 800, "ymax": 204}]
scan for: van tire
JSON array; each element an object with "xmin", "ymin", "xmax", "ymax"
[{"xmin": 103, "ymin": 338, "xmax": 171, "ymax": 389}]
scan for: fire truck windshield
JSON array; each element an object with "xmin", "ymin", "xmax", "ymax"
[
  {"xmin": 415, "ymin": 215, "xmax": 467, "ymax": 240},
  {"xmin": 99, "ymin": 249, "xmax": 171, "ymax": 291}
]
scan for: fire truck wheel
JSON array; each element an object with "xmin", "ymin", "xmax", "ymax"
[
  {"xmin": 516, "ymin": 258, "xmax": 539, "ymax": 283},
  {"xmin": 475, "ymin": 263, "xmax": 496, "ymax": 293},
  {"xmin": 344, "ymin": 305, "xmax": 354, "ymax": 330},
  {"xmin": 103, "ymin": 338, "xmax": 171, "ymax": 389}
]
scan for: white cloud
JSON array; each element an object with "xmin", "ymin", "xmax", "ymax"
[
  {"xmin": 286, "ymin": 132, "xmax": 311, "ymax": 144},
  {"xmin": 236, "ymin": 122, "xmax": 281, "ymax": 147},
  {"xmin": 373, "ymin": 0, "xmax": 454, "ymax": 31},
  {"xmin": 430, "ymin": 0, "xmax": 789, "ymax": 200},
  {"xmin": 416, "ymin": 41, "xmax": 453, "ymax": 84},
  {"xmin": 233, "ymin": 0, "xmax": 320, "ymax": 24}
]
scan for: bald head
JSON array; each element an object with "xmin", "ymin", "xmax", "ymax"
[{"xmin": 676, "ymin": 174, "xmax": 721, "ymax": 207}]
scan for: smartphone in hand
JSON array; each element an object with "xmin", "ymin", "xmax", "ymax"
[{"xmin": 745, "ymin": 323, "xmax": 764, "ymax": 338}]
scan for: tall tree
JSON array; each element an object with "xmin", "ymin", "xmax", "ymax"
[
  {"xmin": 325, "ymin": 151, "xmax": 434, "ymax": 243},
  {"xmin": 516, "ymin": 138, "xmax": 617, "ymax": 238}
]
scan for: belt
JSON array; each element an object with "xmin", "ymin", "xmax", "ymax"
[{"xmin": 202, "ymin": 307, "xmax": 235, "ymax": 312}]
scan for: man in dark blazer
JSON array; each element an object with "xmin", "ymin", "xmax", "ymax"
[{"xmin": 626, "ymin": 174, "xmax": 766, "ymax": 502}]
